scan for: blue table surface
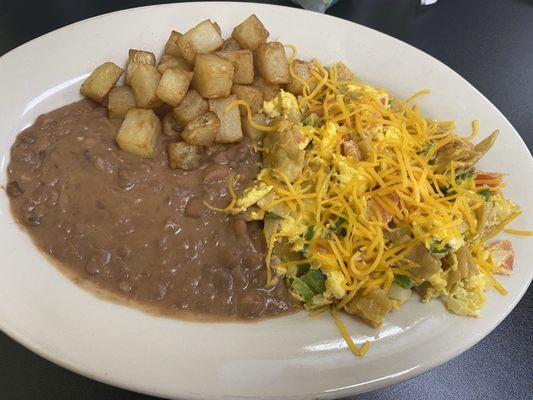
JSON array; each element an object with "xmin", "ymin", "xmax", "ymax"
[{"xmin": 0, "ymin": 1, "xmax": 531, "ymax": 399}]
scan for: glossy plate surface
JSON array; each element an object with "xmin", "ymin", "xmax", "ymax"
[{"xmin": 0, "ymin": 3, "xmax": 531, "ymax": 399}]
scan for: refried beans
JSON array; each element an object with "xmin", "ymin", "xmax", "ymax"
[{"xmin": 6, "ymin": 100, "xmax": 298, "ymax": 319}]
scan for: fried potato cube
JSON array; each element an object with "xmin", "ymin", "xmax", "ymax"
[
  {"xmin": 130, "ymin": 64, "xmax": 161, "ymax": 108},
  {"xmin": 216, "ymin": 50, "xmax": 254, "ymax": 84},
  {"xmin": 157, "ymin": 55, "xmax": 192, "ymax": 74},
  {"xmin": 192, "ymin": 54, "xmax": 234, "ymax": 98},
  {"xmin": 256, "ymin": 42, "xmax": 289, "ymax": 84},
  {"xmin": 80, "ymin": 62, "xmax": 123, "ymax": 103},
  {"xmin": 108, "ymin": 86, "xmax": 136, "ymax": 119},
  {"xmin": 162, "ymin": 111, "xmax": 182, "ymax": 137},
  {"xmin": 164, "ymin": 31, "xmax": 184, "ymax": 58},
  {"xmin": 242, "ymin": 113, "xmax": 267, "ymax": 141},
  {"xmin": 220, "ymin": 38, "xmax": 241, "ymax": 51},
  {"xmin": 168, "ymin": 142, "xmax": 203, "ymax": 170},
  {"xmin": 252, "ymin": 77, "xmax": 279, "ymax": 101},
  {"xmin": 182, "ymin": 111, "xmax": 220, "ymax": 146},
  {"xmin": 333, "ymin": 61, "xmax": 356, "ymax": 82},
  {"xmin": 172, "ymin": 89, "xmax": 209, "ymax": 126},
  {"xmin": 177, "ymin": 20, "xmax": 223, "ymax": 64},
  {"xmin": 208, "ymin": 95, "xmax": 243, "ymax": 143},
  {"xmin": 126, "ymin": 49, "xmax": 156, "ymax": 84},
  {"xmin": 286, "ymin": 59, "xmax": 315, "ymax": 95},
  {"xmin": 115, "ymin": 109, "xmax": 161, "ymax": 158},
  {"xmin": 231, "ymin": 14, "xmax": 269, "ymax": 51},
  {"xmin": 231, "ymin": 84, "xmax": 263, "ymax": 116},
  {"xmin": 156, "ymin": 68, "xmax": 193, "ymax": 107}
]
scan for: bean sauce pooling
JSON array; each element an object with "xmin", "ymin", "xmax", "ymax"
[{"xmin": 7, "ymin": 100, "xmax": 298, "ymax": 319}]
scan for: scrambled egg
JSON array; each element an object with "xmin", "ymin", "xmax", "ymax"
[
  {"xmin": 445, "ymin": 274, "xmax": 490, "ymax": 317},
  {"xmin": 278, "ymin": 216, "xmax": 308, "ymax": 243},
  {"xmin": 262, "ymin": 89, "xmax": 300, "ymax": 120},
  {"xmin": 234, "ymin": 181, "xmax": 273, "ymax": 212},
  {"xmin": 325, "ymin": 270, "xmax": 347, "ymax": 300},
  {"xmin": 412, "ymin": 213, "xmax": 465, "ymax": 253},
  {"xmin": 333, "ymin": 154, "xmax": 370, "ymax": 194}
]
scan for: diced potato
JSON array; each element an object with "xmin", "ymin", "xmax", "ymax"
[
  {"xmin": 231, "ymin": 84, "xmax": 263, "ymax": 116},
  {"xmin": 177, "ymin": 20, "xmax": 224, "ymax": 64},
  {"xmin": 242, "ymin": 113, "xmax": 267, "ymax": 141},
  {"xmin": 208, "ymin": 95, "xmax": 243, "ymax": 143},
  {"xmin": 215, "ymin": 50, "xmax": 254, "ymax": 84},
  {"xmin": 108, "ymin": 86, "xmax": 136, "ymax": 118},
  {"xmin": 333, "ymin": 61, "xmax": 356, "ymax": 82},
  {"xmin": 252, "ymin": 77, "xmax": 279, "ymax": 101},
  {"xmin": 255, "ymin": 42, "xmax": 289, "ymax": 84},
  {"xmin": 231, "ymin": 14, "xmax": 269, "ymax": 51},
  {"xmin": 286, "ymin": 59, "xmax": 315, "ymax": 95},
  {"xmin": 162, "ymin": 112, "xmax": 182, "ymax": 137},
  {"xmin": 220, "ymin": 38, "xmax": 241, "ymax": 51},
  {"xmin": 168, "ymin": 142, "xmax": 203, "ymax": 170},
  {"xmin": 157, "ymin": 55, "xmax": 192, "ymax": 74},
  {"xmin": 115, "ymin": 109, "xmax": 161, "ymax": 158},
  {"xmin": 181, "ymin": 112, "xmax": 220, "ymax": 146},
  {"xmin": 80, "ymin": 62, "xmax": 123, "ymax": 103},
  {"xmin": 172, "ymin": 89, "xmax": 209, "ymax": 126},
  {"xmin": 164, "ymin": 31, "xmax": 184, "ymax": 58},
  {"xmin": 156, "ymin": 68, "xmax": 193, "ymax": 107},
  {"xmin": 192, "ymin": 54, "xmax": 234, "ymax": 98},
  {"xmin": 130, "ymin": 64, "xmax": 161, "ymax": 108},
  {"xmin": 126, "ymin": 49, "xmax": 156, "ymax": 84}
]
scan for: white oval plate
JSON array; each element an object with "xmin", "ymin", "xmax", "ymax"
[{"xmin": 0, "ymin": 2, "xmax": 531, "ymax": 399}]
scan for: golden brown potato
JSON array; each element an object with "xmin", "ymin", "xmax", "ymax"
[
  {"xmin": 231, "ymin": 14, "xmax": 269, "ymax": 51},
  {"xmin": 241, "ymin": 113, "xmax": 267, "ymax": 141},
  {"xmin": 126, "ymin": 49, "xmax": 156, "ymax": 84},
  {"xmin": 286, "ymin": 59, "xmax": 315, "ymax": 95},
  {"xmin": 130, "ymin": 64, "xmax": 162, "ymax": 108},
  {"xmin": 220, "ymin": 38, "xmax": 241, "ymax": 51},
  {"xmin": 215, "ymin": 50, "xmax": 254, "ymax": 84},
  {"xmin": 208, "ymin": 95, "xmax": 243, "ymax": 143},
  {"xmin": 156, "ymin": 68, "xmax": 193, "ymax": 107},
  {"xmin": 108, "ymin": 86, "xmax": 136, "ymax": 119},
  {"xmin": 192, "ymin": 54, "xmax": 234, "ymax": 98},
  {"xmin": 231, "ymin": 84, "xmax": 263, "ymax": 116},
  {"xmin": 181, "ymin": 112, "xmax": 220, "ymax": 146},
  {"xmin": 177, "ymin": 20, "xmax": 224, "ymax": 64},
  {"xmin": 333, "ymin": 61, "xmax": 356, "ymax": 82},
  {"xmin": 162, "ymin": 112, "xmax": 182, "ymax": 137},
  {"xmin": 115, "ymin": 109, "xmax": 161, "ymax": 158},
  {"xmin": 168, "ymin": 142, "xmax": 203, "ymax": 170},
  {"xmin": 172, "ymin": 89, "xmax": 209, "ymax": 127},
  {"xmin": 80, "ymin": 62, "xmax": 123, "ymax": 103},
  {"xmin": 164, "ymin": 31, "xmax": 184, "ymax": 58},
  {"xmin": 252, "ymin": 77, "xmax": 280, "ymax": 101},
  {"xmin": 255, "ymin": 42, "xmax": 289, "ymax": 84},
  {"xmin": 157, "ymin": 55, "xmax": 192, "ymax": 74}
]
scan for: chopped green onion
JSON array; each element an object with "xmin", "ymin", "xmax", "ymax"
[
  {"xmin": 265, "ymin": 211, "xmax": 283, "ymax": 220},
  {"xmin": 289, "ymin": 268, "xmax": 327, "ymax": 303},
  {"xmin": 296, "ymin": 263, "xmax": 311, "ymax": 277},
  {"xmin": 304, "ymin": 226, "xmax": 315, "ymax": 241},
  {"xmin": 329, "ymin": 218, "xmax": 346, "ymax": 234},
  {"xmin": 477, "ymin": 188, "xmax": 491, "ymax": 201},
  {"xmin": 429, "ymin": 242, "xmax": 451, "ymax": 255},
  {"xmin": 456, "ymin": 168, "xmax": 474, "ymax": 183},
  {"xmin": 394, "ymin": 274, "xmax": 415, "ymax": 289}
]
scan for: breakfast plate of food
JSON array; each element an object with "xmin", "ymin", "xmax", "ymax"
[{"xmin": 0, "ymin": 2, "xmax": 531, "ymax": 399}]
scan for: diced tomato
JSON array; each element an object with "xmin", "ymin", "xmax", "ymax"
[
  {"xmin": 489, "ymin": 239, "xmax": 514, "ymax": 275},
  {"xmin": 475, "ymin": 172, "xmax": 503, "ymax": 188}
]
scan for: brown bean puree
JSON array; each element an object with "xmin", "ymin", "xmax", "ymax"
[{"xmin": 6, "ymin": 100, "xmax": 298, "ymax": 320}]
